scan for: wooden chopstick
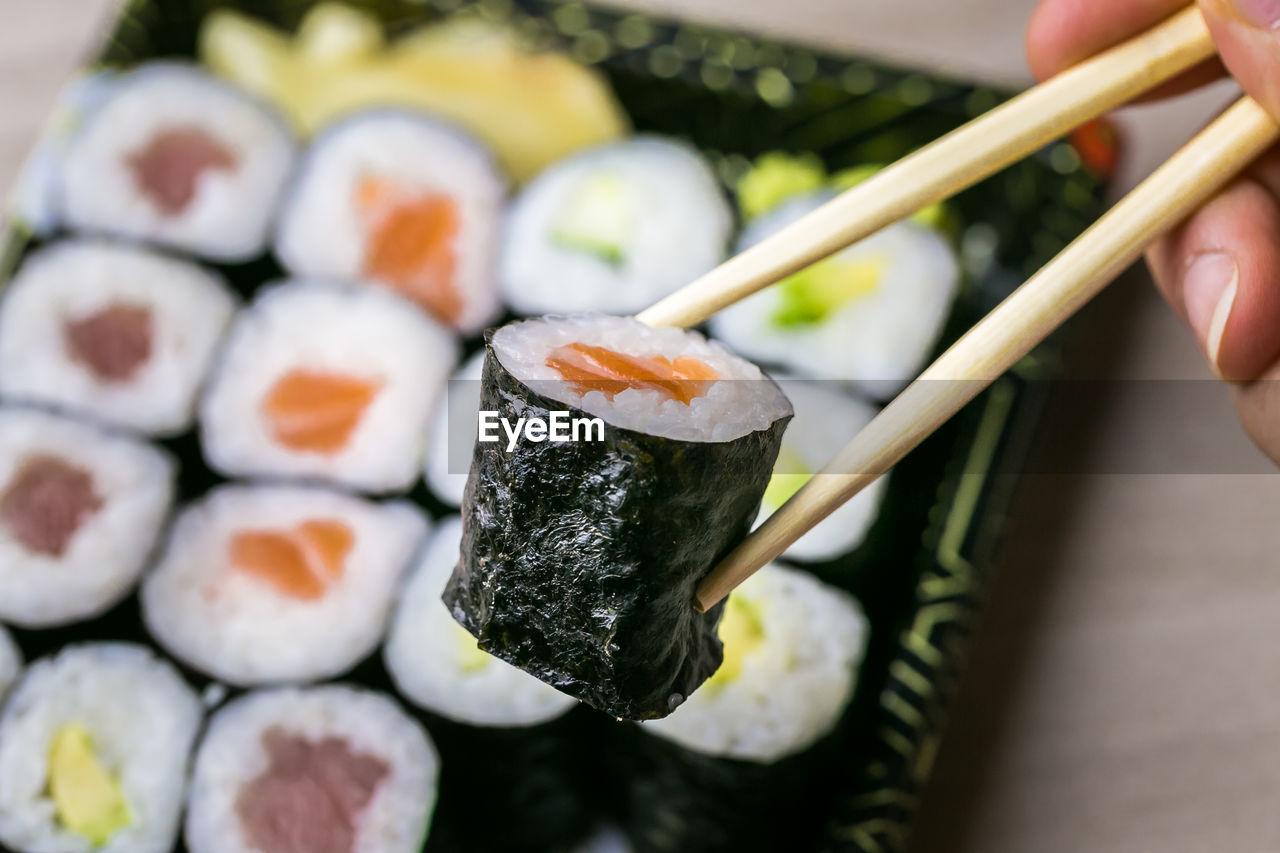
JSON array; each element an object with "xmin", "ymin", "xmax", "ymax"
[
  {"xmin": 636, "ymin": 5, "xmax": 1214, "ymax": 329},
  {"xmin": 695, "ymin": 96, "xmax": 1279, "ymax": 612}
]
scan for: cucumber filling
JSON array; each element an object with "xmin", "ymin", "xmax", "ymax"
[
  {"xmin": 551, "ymin": 173, "xmax": 633, "ymax": 266},
  {"xmin": 771, "ymin": 254, "xmax": 886, "ymax": 328}
]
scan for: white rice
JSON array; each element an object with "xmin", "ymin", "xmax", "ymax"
[
  {"xmin": 0, "ymin": 240, "xmax": 238, "ymax": 435},
  {"xmin": 710, "ymin": 192, "xmax": 960, "ymax": 398},
  {"xmin": 274, "ymin": 110, "xmax": 505, "ymax": 334},
  {"xmin": 199, "ymin": 279, "xmax": 457, "ymax": 493},
  {"xmin": 186, "ymin": 684, "xmax": 438, "ymax": 853},
  {"xmin": 761, "ymin": 379, "xmax": 887, "ymax": 562},
  {"xmin": 500, "ymin": 137, "xmax": 732, "ymax": 316},
  {"xmin": 0, "ymin": 406, "xmax": 175, "ymax": 628},
  {"xmin": 141, "ymin": 483, "xmax": 428, "ymax": 685},
  {"xmin": 0, "ymin": 643, "xmax": 202, "ymax": 853},
  {"xmin": 423, "ymin": 351, "xmax": 484, "ymax": 507},
  {"xmin": 58, "ymin": 63, "xmax": 294, "ymax": 261},
  {"xmin": 0, "ymin": 628, "xmax": 19, "ymax": 703},
  {"xmin": 384, "ymin": 517, "xmax": 577, "ymax": 726},
  {"xmin": 492, "ymin": 315, "xmax": 791, "ymax": 443},
  {"xmin": 642, "ymin": 563, "xmax": 866, "ymax": 763}
]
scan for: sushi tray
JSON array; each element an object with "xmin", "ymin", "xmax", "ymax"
[{"xmin": 0, "ymin": 0, "xmax": 1111, "ymax": 851}]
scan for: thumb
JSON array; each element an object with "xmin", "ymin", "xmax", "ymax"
[{"xmin": 1199, "ymin": 0, "xmax": 1280, "ymax": 117}]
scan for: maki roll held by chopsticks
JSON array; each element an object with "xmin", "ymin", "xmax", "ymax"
[{"xmin": 444, "ymin": 314, "xmax": 791, "ymax": 720}]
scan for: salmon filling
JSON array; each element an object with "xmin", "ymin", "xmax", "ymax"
[
  {"xmin": 229, "ymin": 519, "xmax": 354, "ymax": 601},
  {"xmin": 545, "ymin": 342, "xmax": 719, "ymax": 405},
  {"xmin": 356, "ymin": 177, "xmax": 464, "ymax": 326},
  {"xmin": 0, "ymin": 455, "xmax": 102, "ymax": 557},
  {"xmin": 261, "ymin": 369, "xmax": 382, "ymax": 455},
  {"xmin": 63, "ymin": 302, "xmax": 154, "ymax": 383},
  {"xmin": 127, "ymin": 126, "xmax": 237, "ymax": 216}
]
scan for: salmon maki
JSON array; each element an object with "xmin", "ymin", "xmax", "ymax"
[
  {"xmin": 58, "ymin": 63, "xmax": 294, "ymax": 261},
  {"xmin": 444, "ymin": 315, "xmax": 792, "ymax": 719},
  {"xmin": 0, "ymin": 240, "xmax": 237, "ymax": 436},
  {"xmin": 274, "ymin": 110, "xmax": 505, "ymax": 334},
  {"xmin": 140, "ymin": 483, "xmax": 428, "ymax": 685},
  {"xmin": 199, "ymin": 279, "xmax": 457, "ymax": 493}
]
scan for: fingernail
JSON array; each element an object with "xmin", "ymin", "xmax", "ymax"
[
  {"xmin": 1183, "ymin": 251, "xmax": 1238, "ymax": 371},
  {"xmin": 1227, "ymin": 0, "xmax": 1280, "ymax": 30}
]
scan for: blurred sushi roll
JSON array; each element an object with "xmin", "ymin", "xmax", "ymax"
[
  {"xmin": 58, "ymin": 64, "xmax": 294, "ymax": 262},
  {"xmin": 186, "ymin": 684, "xmax": 439, "ymax": 853},
  {"xmin": 0, "ymin": 406, "xmax": 175, "ymax": 629},
  {"xmin": 386, "ymin": 517, "xmax": 576, "ymax": 725},
  {"xmin": 199, "ymin": 279, "xmax": 457, "ymax": 493},
  {"xmin": 0, "ymin": 628, "xmax": 19, "ymax": 702},
  {"xmin": 710, "ymin": 192, "xmax": 960, "ymax": 398},
  {"xmin": 141, "ymin": 483, "xmax": 428, "ymax": 686},
  {"xmin": 0, "ymin": 240, "xmax": 238, "ymax": 436},
  {"xmin": 620, "ymin": 564, "xmax": 868, "ymax": 852},
  {"xmin": 389, "ymin": 519, "xmax": 597, "ymax": 853},
  {"xmin": 499, "ymin": 137, "xmax": 732, "ymax": 316},
  {"xmin": 0, "ymin": 643, "xmax": 202, "ymax": 853},
  {"xmin": 760, "ymin": 379, "xmax": 887, "ymax": 563},
  {"xmin": 422, "ymin": 352, "xmax": 484, "ymax": 508},
  {"xmin": 275, "ymin": 110, "xmax": 505, "ymax": 333}
]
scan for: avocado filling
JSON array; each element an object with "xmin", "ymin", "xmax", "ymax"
[
  {"xmin": 706, "ymin": 593, "xmax": 766, "ymax": 690},
  {"xmin": 771, "ymin": 254, "xmax": 886, "ymax": 328},
  {"xmin": 453, "ymin": 620, "xmax": 492, "ymax": 673},
  {"xmin": 550, "ymin": 172, "xmax": 634, "ymax": 266},
  {"xmin": 762, "ymin": 448, "xmax": 813, "ymax": 511},
  {"xmin": 47, "ymin": 725, "xmax": 132, "ymax": 845}
]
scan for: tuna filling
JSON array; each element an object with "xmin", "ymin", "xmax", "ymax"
[
  {"xmin": 236, "ymin": 727, "xmax": 389, "ymax": 853},
  {"xmin": 127, "ymin": 126, "xmax": 237, "ymax": 216},
  {"xmin": 63, "ymin": 303, "xmax": 154, "ymax": 383},
  {"xmin": 0, "ymin": 455, "xmax": 102, "ymax": 557}
]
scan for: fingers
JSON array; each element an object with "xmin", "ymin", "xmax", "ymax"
[
  {"xmin": 1199, "ymin": 0, "xmax": 1280, "ymax": 118},
  {"xmin": 1145, "ymin": 148, "xmax": 1280, "ymax": 380},
  {"xmin": 1027, "ymin": 0, "xmax": 1226, "ymax": 98}
]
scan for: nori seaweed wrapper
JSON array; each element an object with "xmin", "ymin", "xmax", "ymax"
[
  {"xmin": 609, "ymin": 720, "xmax": 850, "ymax": 853},
  {"xmin": 423, "ymin": 706, "xmax": 612, "ymax": 853},
  {"xmin": 444, "ymin": 332, "xmax": 790, "ymax": 720}
]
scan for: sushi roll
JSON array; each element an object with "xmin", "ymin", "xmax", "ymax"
[
  {"xmin": 388, "ymin": 519, "xmax": 597, "ymax": 853},
  {"xmin": 761, "ymin": 379, "xmax": 887, "ymax": 563},
  {"xmin": 0, "ymin": 240, "xmax": 238, "ymax": 435},
  {"xmin": 423, "ymin": 352, "xmax": 484, "ymax": 507},
  {"xmin": 499, "ymin": 137, "xmax": 732, "ymax": 316},
  {"xmin": 386, "ymin": 517, "xmax": 576, "ymax": 725},
  {"xmin": 0, "ymin": 628, "xmax": 19, "ymax": 702},
  {"xmin": 141, "ymin": 483, "xmax": 428, "ymax": 685},
  {"xmin": 444, "ymin": 315, "xmax": 792, "ymax": 719},
  {"xmin": 186, "ymin": 684, "xmax": 439, "ymax": 853},
  {"xmin": 0, "ymin": 406, "xmax": 175, "ymax": 628},
  {"xmin": 274, "ymin": 110, "xmax": 505, "ymax": 333},
  {"xmin": 710, "ymin": 191, "xmax": 960, "ymax": 398},
  {"xmin": 58, "ymin": 63, "xmax": 294, "ymax": 262},
  {"xmin": 0, "ymin": 643, "xmax": 202, "ymax": 853},
  {"xmin": 200, "ymin": 279, "xmax": 457, "ymax": 493},
  {"xmin": 620, "ymin": 564, "xmax": 867, "ymax": 853}
]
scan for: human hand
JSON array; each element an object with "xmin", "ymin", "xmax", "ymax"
[{"xmin": 1028, "ymin": 0, "xmax": 1280, "ymax": 462}]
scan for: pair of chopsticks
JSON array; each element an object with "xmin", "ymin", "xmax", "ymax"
[{"xmin": 633, "ymin": 6, "xmax": 1279, "ymax": 612}]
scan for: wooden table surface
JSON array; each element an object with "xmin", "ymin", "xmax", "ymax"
[{"xmin": 4, "ymin": 1, "xmax": 1280, "ymax": 851}]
